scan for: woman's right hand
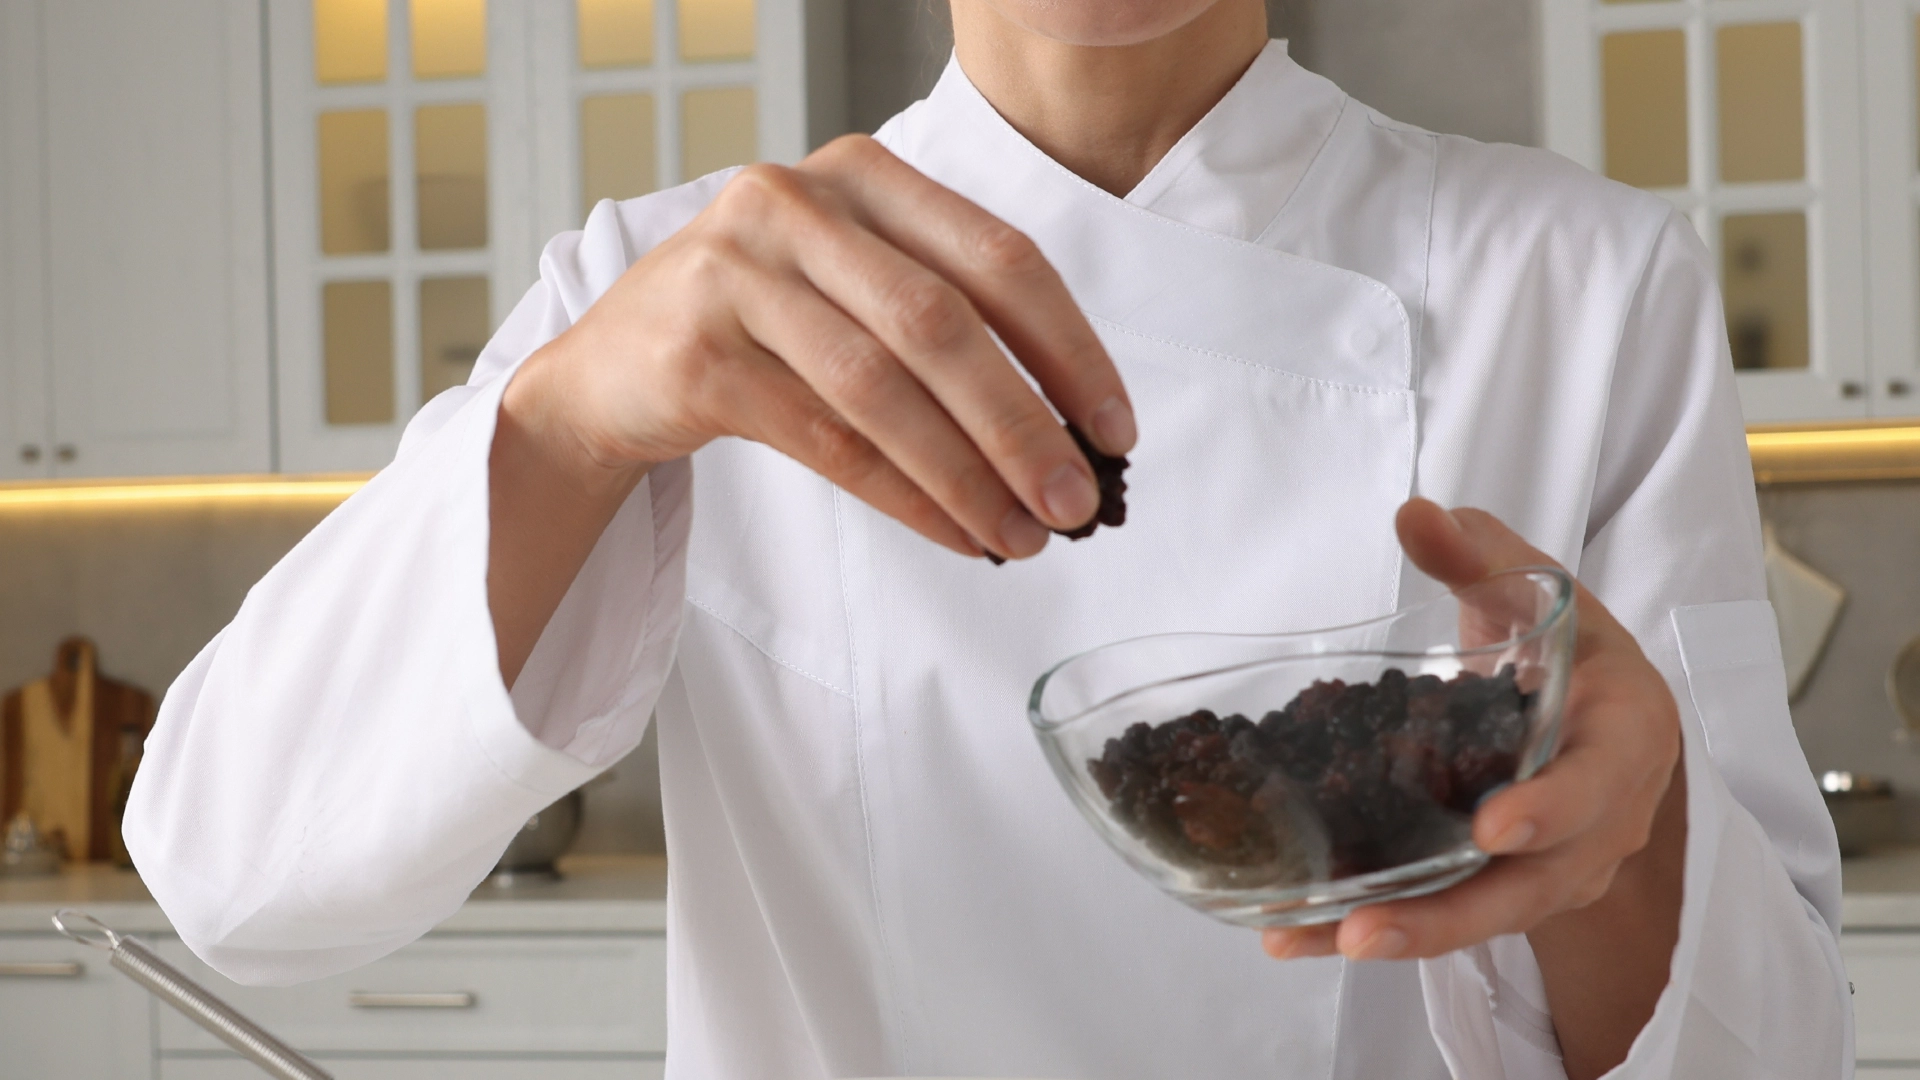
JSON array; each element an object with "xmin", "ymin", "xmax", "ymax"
[{"xmin": 505, "ymin": 133, "xmax": 1138, "ymax": 562}]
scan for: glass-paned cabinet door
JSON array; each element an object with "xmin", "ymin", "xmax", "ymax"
[
  {"xmin": 529, "ymin": 0, "xmax": 810, "ymax": 245},
  {"xmin": 1542, "ymin": 0, "xmax": 1869, "ymax": 423},
  {"xmin": 269, "ymin": 0, "xmax": 538, "ymax": 472},
  {"xmin": 1861, "ymin": 0, "xmax": 1920, "ymax": 416},
  {"xmin": 272, "ymin": 0, "xmax": 808, "ymax": 472}
]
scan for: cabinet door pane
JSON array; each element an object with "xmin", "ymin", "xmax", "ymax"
[
  {"xmin": 419, "ymin": 275, "xmax": 488, "ymax": 401},
  {"xmin": 582, "ymin": 93, "xmax": 658, "ymax": 209},
  {"xmin": 680, "ymin": 0, "xmax": 754, "ymax": 61},
  {"xmin": 324, "ymin": 280, "xmax": 396, "ymax": 424},
  {"xmin": 319, "ymin": 109, "xmax": 391, "ymax": 255},
  {"xmin": 415, "ymin": 103, "xmax": 487, "ymax": 250},
  {"xmin": 412, "ymin": 0, "xmax": 487, "ymax": 79},
  {"xmin": 1602, "ymin": 30, "xmax": 1688, "ymax": 188},
  {"xmin": 579, "ymin": 0, "xmax": 654, "ymax": 68},
  {"xmin": 1724, "ymin": 212, "xmax": 1810, "ymax": 371},
  {"xmin": 682, "ymin": 86, "xmax": 756, "ymax": 179},
  {"xmin": 1718, "ymin": 22, "xmax": 1806, "ymax": 183},
  {"xmin": 315, "ymin": 0, "xmax": 387, "ymax": 85}
]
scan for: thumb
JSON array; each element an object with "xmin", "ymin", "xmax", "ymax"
[{"xmin": 1394, "ymin": 498, "xmax": 1565, "ymax": 587}]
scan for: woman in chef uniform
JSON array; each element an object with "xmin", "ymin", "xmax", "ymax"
[{"xmin": 125, "ymin": 1, "xmax": 1848, "ymax": 1077}]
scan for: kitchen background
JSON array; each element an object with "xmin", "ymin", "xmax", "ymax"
[
  {"xmin": 13, "ymin": 0, "xmax": 1920, "ymax": 1076},
  {"xmin": 5, "ymin": 0, "xmax": 1911, "ymax": 851},
  {"xmin": 0, "ymin": 0, "xmax": 1559, "ymax": 859}
]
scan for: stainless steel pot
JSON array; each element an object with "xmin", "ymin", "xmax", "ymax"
[
  {"xmin": 489, "ymin": 789, "xmax": 584, "ymax": 883},
  {"xmin": 1821, "ymin": 771, "xmax": 1898, "ymax": 857}
]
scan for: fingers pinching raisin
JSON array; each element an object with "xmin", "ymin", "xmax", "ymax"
[
  {"xmin": 984, "ymin": 424, "xmax": 1130, "ymax": 563},
  {"xmin": 521, "ymin": 134, "xmax": 1136, "ymax": 564}
]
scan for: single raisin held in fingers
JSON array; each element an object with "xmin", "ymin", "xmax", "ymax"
[
  {"xmin": 983, "ymin": 423, "xmax": 1131, "ymax": 564},
  {"xmin": 1057, "ymin": 424, "xmax": 1129, "ymax": 540}
]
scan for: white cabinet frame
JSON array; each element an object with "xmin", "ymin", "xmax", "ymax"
[
  {"xmin": 0, "ymin": 0, "xmax": 51, "ymax": 480},
  {"xmin": 528, "ymin": 0, "xmax": 813, "ymax": 246},
  {"xmin": 271, "ymin": 0, "xmax": 815, "ymax": 475},
  {"xmin": 1541, "ymin": 0, "xmax": 1871, "ymax": 424},
  {"xmin": 267, "ymin": 0, "xmax": 540, "ymax": 473},
  {"xmin": 1862, "ymin": 0, "xmax": 1920, "ymax": 417}
]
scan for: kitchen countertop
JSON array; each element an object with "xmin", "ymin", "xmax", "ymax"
[
  {"xmin": 0, "ymin": 853, "xmax": 667, "ymax": 936},
  {"xmin": 1844, "ymin": 845, "xmax": 1920, "ymax": 929},
  {"xmin": 10, "ymin": 848, "xmax": 1920, "ymax": 933}
]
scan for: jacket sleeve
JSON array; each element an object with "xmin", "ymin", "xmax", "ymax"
[
  {"xmin": 122, "ymin": 182, "xmax": 728, "ymax": 986},
  {"xmin": 1418, "ymin": 210, "xmax": 1852, "ymax": 1078}
]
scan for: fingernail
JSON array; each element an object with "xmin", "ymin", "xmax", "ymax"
[
  {"xmin": 999, "ymin": 506, "xmax": 1051, "ymax": 558},
  {"xmin": 1040, "ymin": 463, "xmax": 1099, "ymax": 530},
  {"xmin": 1486, "ymin": 820, "xmax": 1535, "ymax": 855},
  {"xmin": 1089, "ymin": 396, "xmax": 1137, "ymax": 455},
  {"xmin": 1352, "ymin": 927, "xmax": 1408, "ymax": 960}
]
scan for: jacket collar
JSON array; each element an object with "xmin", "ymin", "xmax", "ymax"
[{"xmin": 895, "ymin": 39, "xmax": 1349, "ymax": 244}]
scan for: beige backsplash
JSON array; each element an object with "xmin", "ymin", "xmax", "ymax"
[
  {"xmin": 0, "ymin": 496, "xmax": 665, "ymax": 857},
  {"xmin": 2, "ymin": 479, "xmax": 1909, "ymax": 862},
  {"xmin": 1761, "ymin": 482, "xmax": 1920, "ymax": 838}
]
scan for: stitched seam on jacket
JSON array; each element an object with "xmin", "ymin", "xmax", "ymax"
[
  {"xmin": 834, "ymin": 486, "xmax": 913, "ymax": 1067},
  {"xmin": 1580, "ymin": 205, "xmax": 1693, "ymax": 551},
  {"xmin": 683, "ymin": 596, "xmax": 855, "ymax": 699},
  {"xmin": 1087, "ymin": 314, "xmax": 1412, "ymax": 397},
  {"xmin": 1255, "ymin": 94, "xmax": 1352, "ymax": 243}
]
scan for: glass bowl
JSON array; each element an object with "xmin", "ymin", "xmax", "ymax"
[{"xmin": 1028, "ymin": 567, "xmax": 1577, "ymax": 929}]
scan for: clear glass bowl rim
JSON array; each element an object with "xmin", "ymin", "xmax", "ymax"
[{"xmin": 1027, "ymin": 565, "xmax": 1576, "ymax": 734}]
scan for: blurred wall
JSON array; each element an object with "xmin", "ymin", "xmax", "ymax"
[{"xmin": 842, "ymin": 0, "xmax": 1539, "ymax": 146}]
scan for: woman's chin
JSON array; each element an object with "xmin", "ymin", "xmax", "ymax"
[{"xmin": 970, "ymin": 0, "xmax": 1230, "ymax": 47}]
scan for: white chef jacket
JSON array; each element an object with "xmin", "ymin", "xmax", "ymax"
[{"xmin": 126, "ymin": 42, "xmax": 1850, "ymax": 1080}]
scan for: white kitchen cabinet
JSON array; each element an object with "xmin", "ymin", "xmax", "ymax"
[
  {"xmin": 0, "ymin": 860, "xmax": 670, "ymax": 1079},
  {"xmin": 0, "ymin": 0, "xmax": 273, "ymax": 479},
  {"xmin": 1860, "ymin": 0, "xmax": 1920, "ymax": 418},
  {"xmin": 268, "ymin": 0, "xmax": 819, "ymax": 474},
  {"xmin": 1541, "ymin": 0, "xmax": 1873, "ymax": 424},
  {"xmin": 0, "ymin": 0, "xmax": 52, "ymax": 482},
  {"xmin": 0, "ymin": 934, "xmax": 155, "ymax": 1080},
  {"xmin": 153, "ymin": 935, "xmax": 668, "ymax": 1055},
  {"xmin": 1845, "ymin": 931, "xmax": 1920, "ymax": 1066},
  {"xmin": 159, "ymin": 1059, "xmax": 663, "ymax": 1079}
]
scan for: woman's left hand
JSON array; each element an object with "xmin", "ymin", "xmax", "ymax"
[{"xmin": 1262, "ymin": 498, "xmax": 1686, "ymax": 966}]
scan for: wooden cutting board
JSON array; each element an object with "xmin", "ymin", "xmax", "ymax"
[{"xmin": 1, "ymin": 638, "xmax": 154, "ymax": 862}]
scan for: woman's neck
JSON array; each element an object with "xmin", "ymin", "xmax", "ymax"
[{"xmin": 949, "ymin": 1, "xmax": 1271, "ymax": 197}]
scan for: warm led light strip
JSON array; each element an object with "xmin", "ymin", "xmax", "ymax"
[
  {"xmin": 1748, "ymin": 424, "xmax": 1920, "ymax": 485},
  {"xmin": 0, "ymin": 474, "xmax": 371, "ymax": 509},
  {"xmin": 0, "ymin": 426, "xmax": 1912, "ymax": 505}
]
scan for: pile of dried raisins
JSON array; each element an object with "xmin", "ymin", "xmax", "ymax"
[{"xmin": 1087, "ymin": 667, "xmax": 1532, "ymax": 885}]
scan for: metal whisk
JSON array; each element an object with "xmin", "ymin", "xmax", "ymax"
[{"xmin": 52, "ymin": 909, "xmax": 333, "ymax": 1080}]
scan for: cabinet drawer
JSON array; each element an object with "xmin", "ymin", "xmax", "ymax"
[
  {"xmin": 159, "ymin": 1058, "xmax": 663, "ymax": 1080},
  {"xmin": 0, "ymin": 934, "xmax": 154, "ymax": 1080},
  {"xmin": 1844, "ymin": 932, "xmax": 1920, "ymax": 1063},
  {"xmin": 155, "ymin": 935, "xmax": 665, "ymax": 1054}
]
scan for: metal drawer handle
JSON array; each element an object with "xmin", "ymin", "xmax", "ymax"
[
  {"xmin": 0, "ymin": 961, "xmax": 83, "ymax": 977},
  {"xmin": 347, "ymin": 991, "xmax": 476, "ymax": 1009}
]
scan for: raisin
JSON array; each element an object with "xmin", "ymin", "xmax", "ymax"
[{"xmin": 1055, "ymin": 425, "xmax": 1129, "ymax": 541}]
